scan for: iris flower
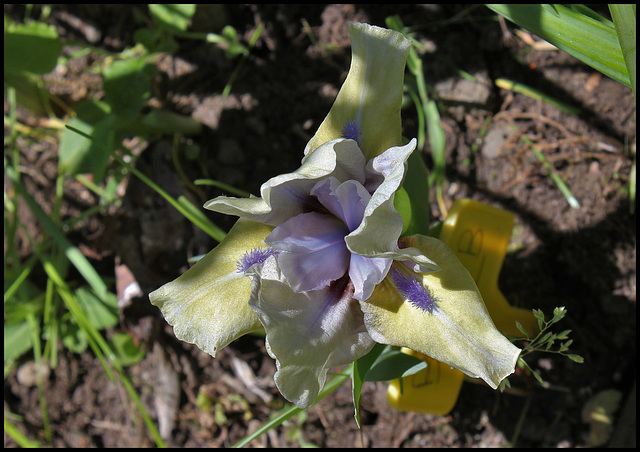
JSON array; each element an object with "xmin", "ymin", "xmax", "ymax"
[{"xmin": 150, "ymin": 23, "xmax": 520, "ymax": 409}]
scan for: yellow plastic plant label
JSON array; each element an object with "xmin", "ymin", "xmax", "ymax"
[
  {"xmin": 388, "ymin": 348, "xmax": 465, "ymax": 415},
  {"xmin": 388, "ymin": 198, "xmax": 537, "ymax": 414}
]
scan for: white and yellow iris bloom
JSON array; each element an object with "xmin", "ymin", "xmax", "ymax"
[{"xmin": 149, "ymin": 23, "xmax": 520, "ymax": 409}]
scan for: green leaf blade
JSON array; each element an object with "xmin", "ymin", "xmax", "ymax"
[
  {"xmin": 149, "ymin": 4, "xmax": 196, "ymax": 33},
  {"xmin": 352, "ymin": 344, "xmax": 386, "ymax": 428},
  {"xmin": 4, "ymin": 21, "xmax": 63, "ymax": 74},
  {"xmin": 487, "ymin": 4, "xmax": 631, "ymax": 88},
  {"xmin": 609, "ymin": 4, "xmax": 636, "ymax": 97}
]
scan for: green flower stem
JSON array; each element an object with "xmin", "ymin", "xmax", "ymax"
[{"xmin": 232, "ymin": 366, "xmax": 351, "ymax": 448}]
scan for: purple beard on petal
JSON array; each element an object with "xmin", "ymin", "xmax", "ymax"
[
  {"xmin": 237, "ymin": 247, "xmax": 280, "ymax": 274},
  {"xmin": 341, "ymin": 120, "xmax": 362, "ymax": 148},
  {"xmin": 389, "ymin": 266, "xmax": 438, "ymax": 313}
]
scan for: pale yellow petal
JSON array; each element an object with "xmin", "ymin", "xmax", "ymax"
[
  {"xmin": 149, "ymin": 219, "xmax": 273, "ymax": 357},
  {"xmin": 304, "ymin": 23, "xmax": 411, "ymax": 160},
  {"xmin": 360, "ymin": 235, "xmax": 520, "ymax": 389}
]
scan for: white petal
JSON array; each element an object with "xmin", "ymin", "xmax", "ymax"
[
  {"xmin": 205, "ymin": 139, "xmax": 366, "ymax": 226},
  {"xmin": 349, "ymin": 253, "xmax": 392, "ymax": 301},
  {"xmin": 246, "ymin": 257, "xmax": 375, "ymax": 408},
  {"xmin": 345, "ymin": 139, "xmax": 438, "ymax": 272}
]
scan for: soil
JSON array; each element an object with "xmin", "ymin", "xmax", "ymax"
[{"xmin": 4, "ymin": 4, "xmax": 636, "ymax": 448}]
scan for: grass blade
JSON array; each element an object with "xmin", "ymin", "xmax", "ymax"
[
  {"xmin": 65, "ymin": 125, "xmax": 227, "ymax": 242},
  {"xmin": 487, "ymin": 4, "xmax": 630, "ymax": 88},
  {"xmin": 194, "ymin": 178, "xmax": 251, "ymax": 198},
  {"xmin": 495, "ymin": 78, "xmax": 580, "ymax": 115},
  {"xmin": 520, "ymin": 136, "xmax": 580, "ymax": 209},
  {"xmin": 609, "ymin": 5, "xmax": 636, "ymax": 98},
  {"xmin": 232, "ymin": 367, "xmax": 351, "ymax": 448},
  {"xmin": 4, "ymin": 418, "xmax": 41, "ymax": 448},
  {"xmin": 5, "ymin": 163, "xmax": 109, "ymax": 300},
  {"xmin": 40, "ymin": 256, "xmax": 166, "ymax": 447}
]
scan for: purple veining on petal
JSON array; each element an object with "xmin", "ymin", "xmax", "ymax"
[
  {"xmin": 265, "ymin": 212, "xmax": 351, "ymax": 292},
  {"xmin": 307, "ymin": 276, "xmax": 353, "ymax": 332},
  {"xmin": 341, "ymin": 120, "xmax": 362, "ymax": 147},
  {"xmin": 237, "ymin": 247, "xmax": 280, "ymax": 274},
  {"xmin": 389, "ymin": 266, "xmax": 439, "ymax": 313}
]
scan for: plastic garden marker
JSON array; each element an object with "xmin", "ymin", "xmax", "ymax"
[
  {"xmin": 440, "ymin": 199, "xmax": 538, "ymax": 338},
  {"xmin": 387, "ymin": 348, "xmax": 465, "ymax": 415},
  {"xmin": 388, "ymin": 199, "xmax": 538, "ymax": 414}
]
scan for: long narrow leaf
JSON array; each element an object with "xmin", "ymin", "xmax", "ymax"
[
  {"xmin": 27, "ymin": 314, "xmax": 51, "ymax": 443},
  {"xmin": 386, "ymin": 16, "xmax": 435, "ymax": 234},
  {"xmin": 486, "ymin": 4, "xmax": 630, "ymax": 88},
  {"xmin": 609, "ymin": 4, "xmax": 636, "ymax": 97},
  {"xmin": 402, "ymin": 147, "xmax": 431, "ymax": 236},
  {"xmin": 495, "ymin": 78, "xmax": 580, "ymax": 115},
  {"xmin": 364, "ymin": 349, "xmax": 428, "ymax": 382},
  {"xmin": 40, "ymin": 257, "xmax": 166, "ymax": 446},
  {"xmin": 65, "ymin": 125, "xmax": 227, "ymax": 242},
  {"xmin": 194, "ymin": 178, "xmax": 251, "ymax": 198},
  {"xmin": 5, "ymin": 164, "xmax": 109, "ymax": 300},
  {"xmin": 231, "ymin": 367, "xmax": 351, "ymax": 448},
  {"xmin": 11, "ymin": 208, "xmax": 164, "ymax": 446},
  {"xmin": 4, "ymin": 418, "xmax": 41, "ymax": 448},
  {"xmin": 352, "ymin": 344, "xmax": 386, "ymax": 428},
  {"xmin": 425, "ymin": 100, "xmax": 446, "ymax": 187},
  {"xmin": 3, "ymin": 255, "xmax": 37, "ymax": 303},
  {"xmin": 520, "ymin": 136, "xmax": 580, "ymax": 209}
]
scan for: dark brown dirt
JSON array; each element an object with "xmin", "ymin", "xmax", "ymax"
[{"xmin": 4, "ymin": 4, "xmax": 636, "ymax": 448}]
